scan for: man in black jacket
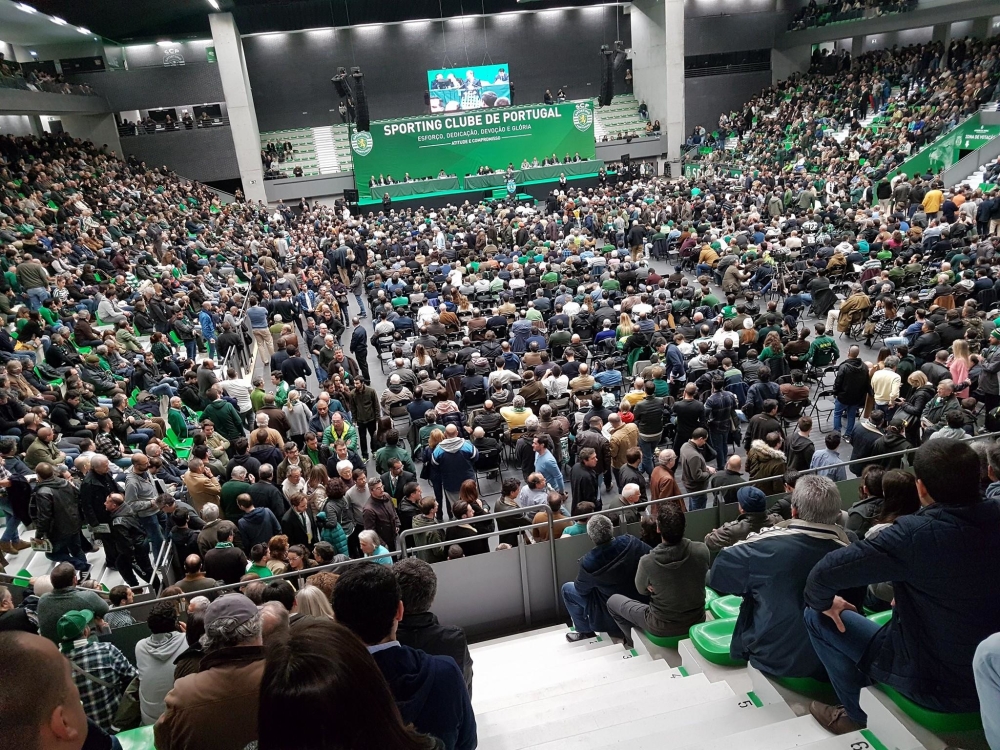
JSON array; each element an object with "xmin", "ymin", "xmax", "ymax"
[
  {"xmin": 395, "ymin": 557, "xmax": 474, "ymax": 696},
  {"xmin": 349, "ymin": 317, "xmax": 371, "ymax": 382},
  {"xmin": 632, "ymin": 382, "xmax": 663, "ymax": 475},
  {"xmin": 105, "ymin": 492, "xmax": 156, "ymax": 587},
  {"xmin": 804, "ymin": 439, "xmax": 1000, "ymax": 734},
  {"xmin": 569, "ymin": 447, "xmax": 601, "ymax": 513},
  {"xmin": 832, "ymin": 346, "xmax": 872, "ymax": 440},
  {"xmin": 79, "ymin": 454, "xmax": 118, "ymax": 554}
]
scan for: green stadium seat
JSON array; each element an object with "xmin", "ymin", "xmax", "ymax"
[
  {"xmin": 867, "ymin": 610, "xmax": 893, "ymax": 626},
  {"xmin": 709, "ymin": 595, "xmax": 742, "ymax": 620},
  {"xmin": 644, "ymin": 632, "xmax": 688, "ymax": 648},
  {"xmin": 114, "ymin": 723, "xmax": 155, "ymax": 750},
  {"xmin": 688, "ymin": 617, "xmax": 745, "ymax": 666},
  {"xmin": 704, "ymin": 587, "xmax": 720, "ymax": 610},
  {"xmin": 878, "ymin": 685, "xmax": 983, "ymax": 732}
]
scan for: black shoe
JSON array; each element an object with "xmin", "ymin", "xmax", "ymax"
[{"xmin": 566, "ymin": 631, "xmax": 596, "ymax": 643}]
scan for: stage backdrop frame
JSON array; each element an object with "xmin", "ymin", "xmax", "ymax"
[{"xmin": 351, "ymin": 100, "xmax": 596, "ymax": 193}]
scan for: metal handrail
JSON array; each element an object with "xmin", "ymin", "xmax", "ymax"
[
  {"xmin": 399, "ymin": 503, "xmax": 560, "ymax": 613},
  {"xmin": 92, "ymin": 550, "xmax": 405, "ymax": 612},
  {"xmin": 560, "ymin": 428, "xmax": 1000, "ymax": 528}
]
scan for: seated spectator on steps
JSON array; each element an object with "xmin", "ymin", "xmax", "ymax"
[
  {"xmin": 804, "ymin": 439, "xmax": 1000, "ymax": 734},
  {"xmin": 562, "ymin": 513, "xmax": 652, "ymax": 641},
  {"xmin": 709, "ymin": 474, "xmax": 861, "ymax": 681},
  {"xmin": 606, "ymin": 504, "xmax": 709, "ymax": 649},
  {"xmin": 332, "ymin": 563, "xmax": 477, "ymax": 750},
  {"xmin": 394, "ymin": 557, "xmax": 474, "ymax": 696}
]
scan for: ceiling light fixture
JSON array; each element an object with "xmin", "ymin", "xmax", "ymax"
[
  {"xmin": 156, "ymin": 40, "xmax": 176, "ymax": 47},
  {"xmin": 14, "ymin": 3, "xmax": 37, "ymax": 13},
  {"xmin": 208, "ymin": 0, "xmax": 220, "ymax": 9},
  {"xmin": 76, "ymin": 26, "xmax": 91, "ymax": 35},
  {"xmin": 50, "ymin": 15, "xmax": 68, "ymax": 25}
]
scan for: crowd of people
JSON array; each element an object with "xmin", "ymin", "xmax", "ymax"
[
  {"xmin": 691, "ymin": 37, "xmax": 998, "ymax": 183},
  {"xmin": 787, "ymin": 0, "xmax": 917, "ymax": 31},
  {"xmin": 0, "ymin": 53, "xmax": 97, "ymax": 97},
  {"xmin": 1, "ymin": 30, "xmax": 1000, "ymax": 750}
]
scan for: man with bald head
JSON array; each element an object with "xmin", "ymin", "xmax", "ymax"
[
  {"xmin": 175, "ymin": 554, "xmax": 217, "ymax": 597},
  {"xmin": 25, "ymin": 426, "xmax": 69, "ymax": 471},
  {"xmin": 431, "ymin": 423, "xmax": 479, "ymax": 506},
  {"xmin": 0, "ymin": 631, "xmax": 96, "ymax": 750}
]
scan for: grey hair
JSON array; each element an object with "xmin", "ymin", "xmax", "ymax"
[
  {"xmin": 359, "ymin": 529, "xmax": 381, "ymax": 547},
  {"xmin": 512, "ymin": 395, "xmax": 525, "ymax": 408},
  {"xmin": 201, "ymin": 503, "xmax": 220, "ymax": 522},
  {"xmin": 790, "ymin": 474, "xmax": 842, "ymax": 525},
  {"xmin": 657, "ymin": 449, "xmax": 677, "ymax": 467},
  {"xmin": 188, "ymin": 596, "xmax": 211, "ymax": 614},
  {"xmin": 884, "ymin": 356, "xmax": 899, "ymax": 369},
  {"xmin": 256, "ymin": 413, "xmax": 270, "ymax": 425},
  {"xmin": 938, "ymin": 379, "xmax": 954, "ymax": 392},
  {"xmin": 524, "ymin": 416, "xmax": 539, "ymax": 430},
  {"xmin": 587, "ymin": 514, "xmax": 614, "ymax": 545},
  {"xmin": 201, "ymin": 609, "xmax": 262, "ymax": 652},
  {"xmin": 231, "ymin": 465, "xmax": 248, "ymax": 481},
  {"xmin": 622, "ymin": 483, "xmax": 640, "ymax": 500}
]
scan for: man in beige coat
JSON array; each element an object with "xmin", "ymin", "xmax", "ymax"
[{"xmin": 181, "ymin": 458, "xmax": 221, "ymax": 514}]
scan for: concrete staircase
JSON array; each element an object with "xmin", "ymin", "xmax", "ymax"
[
  {"xmin": 594, "ymin": 94, "xmax": 652, "ymax": 142},
  {"xmin": 467, "ymin": 624, "xmax": 936, "ymax": 750},
  {"xmin": 1, "ymin": 523, "xmax": 130, "ymax": 591}
]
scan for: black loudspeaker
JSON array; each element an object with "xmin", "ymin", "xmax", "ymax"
[
  {"xmin": 599, "ymin": 47, "xmax": 614, "ymax": 107},
  {"xmin": 613, "ymin": 40, "xmax": 627, "ymax": 71},
  {"xmin": 332, "ymin": 67, "xmax": 351, "ymax": 98},
  {"xmin": 352, "ymin": 68, "xmax": 370, "ymax": 133},
  {"xmin": 344, "ymin": 188, "xmax": 360, "ymax": 203},
  {"xmin": 621, "ymin": 154, "xmax": 630, "ymax": 166},
  {"xmin": 424, "ymin": 90, "xmax": 431, "ymax": 106}
]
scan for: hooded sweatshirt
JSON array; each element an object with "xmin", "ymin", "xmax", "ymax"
[
  {"xmin": 431, "ymin": 437, "xmax": 478, "ymax": 493},
  {"xmin": 136, "ymin": 631, "xmax": 189, "ymax": 724},
  {"xmin": 371, "ymin": 643, "xmax": 477, "ymax": 750},
  {"xmin": 237, "ymin": 506, "xmax": 283, "ymax": 549},
  {"xmin": 833, "ymin": 357, "xmax": 872, "ymax": 405},
  {"xmin": 636, "ymin": 538, "xmax": 710, "ymax": 636}
]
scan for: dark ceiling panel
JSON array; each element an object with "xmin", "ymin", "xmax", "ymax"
[{"xmin": 31, "ymin": 0, "xmax": 618, "ymax": 43}]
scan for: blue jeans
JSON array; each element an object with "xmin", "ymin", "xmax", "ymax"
[
  {"xmin": 205, "ymin": 340, "xmax": 217, "ymax": 359},
  {"xmin": 833, "ymin": 399, "xmax": 859, "ymax": 436},
  {"xmin": 138, "ymin": 513, "xmax": 164, "ymax": 559},
  {"xmin": 355, "ymin": 294, "xmax": 367, "ymax": 316},
  {"xmin": 26, "ymin": 287, "xmax": 50, "ymax": 311},
  {"xmin": 974, "ymin": 633, "xmax": 1000, "ymax": 750},
  {"xmin": 1, "ymin": 507, "xmax": 21, "ymax": 543},
  {"xmin": 687, "ymin": 493, "xmax": 708, "ymax": 510},
  {"xmin": 127, "ymin": 429, "xmax": 154, "ymax": 449},
  {"xmin": 638, "ymin": 437, "xmax": 657, "ymax": 476},
  {"xmin": 562, "ymin": 581, "xmax": 594, "ymax": 633},
  {"xmin": 47, "ymin": 535, "xmax": 89, "ymax": 571},
  {"xmin": 184, "ymin": 340, "xmax": 197, "ymax": 361},
  {"xmin": 709, "ymin": 429, "xmax": 729, "ymax": 471},
  {"xmin": 149, "ymin": 382, "xmax": 177, "ymax": 398},
  {"xmin": 805, "ymin": 607, "xmax": 954, "ymax": 724}
]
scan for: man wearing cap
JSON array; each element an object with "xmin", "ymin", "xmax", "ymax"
[
  {"xmin": 156, "ymin": 594, "xmax": 265, "ymax": 750},
  {"xmin": 704, "ymin": 486, "xmax": 780, "ymax": 552},
  {"xmin": 57, "ymin": 609, "xmax": 136, "ymax": 732}
]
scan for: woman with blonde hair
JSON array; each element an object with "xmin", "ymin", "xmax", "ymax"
[
  {"xmin": 293, "ymin": 585, "xmax": 335, "ymax": 619},
  {"xmin": 616, "ymin": 312, "xmax": 635, "ymax": 342},
  {"xmin": 948, "ymin": 338, "xmax": 972, "ymax": 398}
]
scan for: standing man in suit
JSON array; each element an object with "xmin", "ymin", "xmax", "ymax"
[
  {"xmin": 280, "ymin": 492, "xmax": 317, "ymax": 550},
  {"xmin": 381, "ymin": 456, "xmax": 416, "ymax": 517}
]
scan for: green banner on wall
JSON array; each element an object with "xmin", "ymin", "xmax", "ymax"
[
  {"xmin": 206, "ymin": 46, "xmax": 216, "ymax": 63},
  {"xmin": 887, "ymin": 113, "xmax": 1000, "ymax": 181},
  {"xmin": 351, "ymin": 100, "xmax": 596, "ymax": 192}
]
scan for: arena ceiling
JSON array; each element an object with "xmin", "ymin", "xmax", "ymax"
[{"xmin": 28, "ymin": 0, "xmax": 623, "ymax": 44}]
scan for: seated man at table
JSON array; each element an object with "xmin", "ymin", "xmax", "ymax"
[
  {"xmin": 709, "ymin": 474, "xmax": 861, "ymax": 681},
  {"xmin": 803, "ymin": 438, "xmax": 1000, "ymax": 734}
]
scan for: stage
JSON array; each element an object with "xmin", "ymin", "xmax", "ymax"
[{"xmin": 357, "ymin": 168, "xmax": 607, "ymax": 211}]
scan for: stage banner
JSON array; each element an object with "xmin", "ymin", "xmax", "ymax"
[{"xmin": 352, "ymin": 100, "xmax": 596, "ymax": 193}]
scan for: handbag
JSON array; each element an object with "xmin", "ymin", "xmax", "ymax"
[{"xmin": 70, "ymin": 661, "xmax": 141, "ymax": 730}]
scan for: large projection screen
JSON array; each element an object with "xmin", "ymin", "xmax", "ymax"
[
  {"xmin": 351, "ymin": 100, "xmax": 596, "ymax": 189},
  {"xmin": 427, "ymin": 63, "xmax": 512, "ymax": 112}
]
